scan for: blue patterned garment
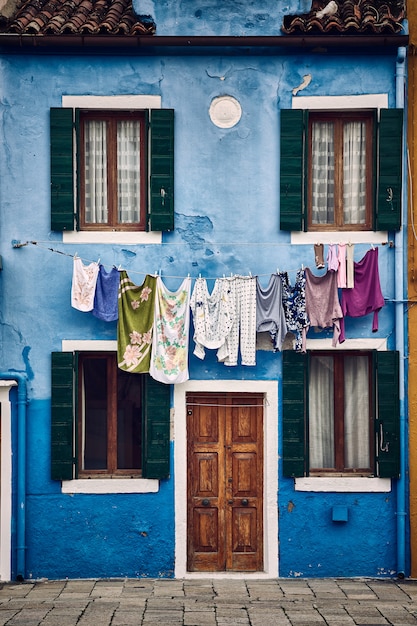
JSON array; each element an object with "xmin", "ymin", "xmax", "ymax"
[{"xmin": 279, "ymin": 270, "xmax": 310, "ymax": 352}]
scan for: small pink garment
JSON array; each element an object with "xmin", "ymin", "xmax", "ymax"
[
  {"xmin": 337, "ymin": 243, "xmax": 347, "ymax": 288},
  {"xmin": 71, "ymin": 257, "xmax": 100, "ymax": 312},
  {"xmin": 327, "ymin": 244, "xmax": 339, "ymax": 272}
]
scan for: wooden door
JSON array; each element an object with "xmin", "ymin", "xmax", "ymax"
[{"xmin": 187, "ymin": 392, "xmax": 263, "ymax": 572}]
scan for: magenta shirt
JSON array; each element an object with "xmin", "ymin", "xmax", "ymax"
[{"xmin": 339, "ymin": 247, "xmax": 385, "ymax": 342}]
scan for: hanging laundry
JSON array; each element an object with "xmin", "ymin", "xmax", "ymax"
[
  {"xmin": 92, "ymin": 265, "xmax": 120, "ymax": 322},
  {"xmin": 117, "ymin": 272, "xmax": 156, "ymax": 373},
  {"xmin": 256, "ymin": 274, "xmax": 287, "ymax": 351},
  {"xmin": 314, "ymin": 243, "xmax": 325, "ymax": 269},
  {"xmin": 190, "ymin": 277, "xmax": 236, "ymax": 360},
  {"xmin": 218, "ymin": 276, "xmax": 257, "ymax": 366},
  {"xmin": 327, "ymin": 244, "xmax": 339, "ymax": 272},
  {"xmin": 304, "ymin": 268, "xmax": 343, "ymax": 347},
  {"xmin": 339, "ymin": 247, "xmax": 384, "ymax": 342},
  {"xmin": 346, "ymin": 242, "xmax": 355, "ymax": 288},
  {"xmin": 71, "ymin": 257, "xmax": 100, "ymax": 312},
  {"xmin": 337, "ymin": 243, "xmax": 347, "ymax": 288},
  {"xmin": 150, "ymin": 276, "xmax": 192, "ymax": 384},
  {"xmin": 279, "ymin": 269, "xmax": 309, "ymax": 353}
]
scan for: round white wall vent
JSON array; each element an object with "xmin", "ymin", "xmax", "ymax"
[{"xmin": 209, "ymin": 96, "xmax": 242, "ymax": 128}]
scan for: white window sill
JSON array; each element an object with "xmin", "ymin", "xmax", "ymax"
[
  {"xmin": 62, "ymin": 478, "xmax": 159, "ymax": 494},
  {"xmin": 290, "ymin": 231, "xmax": 388, "ymax": 245},
  {"xmin": 62, "ymin": 231, "xmax": 162, "ymax": 245},
  {"xmin": 294, "ymin": 477, "xmax": 391, "ymax": 493}
]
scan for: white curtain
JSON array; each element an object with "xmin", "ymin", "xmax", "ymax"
[
  {"xmin": 309, "ymin": 354, "xmax": 370, "ymax": 470},
  {"xmin": 311, "ymin": 122, "xmax": 335, "ymax": 225},
  {"xmin": 117, "ymin": 120, "xmax": 141, "ymax": 224},
  {"xmin": 344, "ymin": 355, "xmax": 370, "ymax": 468},
  {"xmin": 84, "ymin": 120, "xmax": 108, "ymax": 224},
  {"xmin": 343, "ymin": 121, "xmax": 367, "ymax": 225},
  {"xmin": 309, "ymin": 355, "xmax": 335, "ymax": 468}
]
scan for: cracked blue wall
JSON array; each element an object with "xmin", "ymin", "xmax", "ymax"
[{"xmin": 0, "ymin": 30, "xmax": 404, "ymax": 579}]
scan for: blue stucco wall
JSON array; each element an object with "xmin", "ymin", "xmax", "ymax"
[
  {"xmin": 132, "ymin": 0, "xmax": 312, "ymax": 36},
  {"xmin": 0, "ymin": 35, "xmax": 405, "ymax": 579}
]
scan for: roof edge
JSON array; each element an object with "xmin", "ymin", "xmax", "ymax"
[{"xmin": 0, "ymin": 33, "xmax": 409, "ymax": 49}]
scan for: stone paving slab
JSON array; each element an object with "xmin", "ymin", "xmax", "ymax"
[{"xmin": 0, "ymin": 578, "xmax": 417, "ymax": 625}]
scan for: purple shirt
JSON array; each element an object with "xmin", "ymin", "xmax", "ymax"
[{"xmin": 339, "ymin": 248, "xmax": 384, "ymax": 342}]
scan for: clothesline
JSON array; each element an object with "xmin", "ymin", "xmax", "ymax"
[{"xmin": 12, "ymin": 239, "xmax": 379, "ymax": 282}]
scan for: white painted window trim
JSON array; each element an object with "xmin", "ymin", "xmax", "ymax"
[
  {"xmin": 174, "ymin": 379, "xmax": 279, "ymax": 579},
  {"xmin": 60, "ymin": 95, "xmax": 163, "ymax": 245},
  {"xmin": 296, "ymin": 336, "xmax": 391, "ymax": 493},
  {"xmin": 60, "ymin": 340, "xmax": 159, "ymax": 495},
  {"xmin": 290, "ymin": 93, "xmax": 389, "ymax": 245}
]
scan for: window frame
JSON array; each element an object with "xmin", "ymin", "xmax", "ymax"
[
  {"xmin": 77, "ymin": 351, "xmax": 144, "ymax": 478},
  {"xmin": 308, "ymin": 350, "xmax": 374, "ymax": 476},
  {"xmin": 279, "ymin": 102, "xmax": 403, "ymax": 234},
  {"xmin": 282, "ymin": 349, "xmax": 400, "ymax": 480},
  {"xmin": 50, "ymin": 104, "xmax": 174, "ymax": 236},
  {"xmin": 78, "ymin": 110, "xmax": 147, "ymax": 232},
  {"xmin": 307, "ymin": 111, "xmax": 374, "ymax": 232},
  {"xmin": 51, "ymin": 350, "xmax": 171, "ymax": 483}
]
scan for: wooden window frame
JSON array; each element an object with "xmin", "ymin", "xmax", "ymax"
[
  {"xmin": 79, "ymin": 110, "xmax": 147, "ymax": 232},
  {"xmin": 77, "ymin": 352, "xmax": 143, "ymax": 478},
  {"xmin": 308, "ymin": 351, "xmax": 374, "ymax": 476},
  {"xmin": 307, "ymin": 111, "xmax": 374, "ymax": 232}
]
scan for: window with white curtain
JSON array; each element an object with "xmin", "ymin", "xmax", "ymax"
[
  {"xmin": 308, "ymin": 351, "xmax": 372, "ymax": 474},
  {"xmin": 309, "ymin": 111, "xmax": 372, "ymax": 231},
  {"xmin": 80, "ymin": 111, "xmax": 146, "ymax": 231}
]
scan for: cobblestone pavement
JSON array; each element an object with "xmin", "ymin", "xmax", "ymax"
[{"xmin": 1, "ymin": 578, "xmax": 417, "ymax": 625}]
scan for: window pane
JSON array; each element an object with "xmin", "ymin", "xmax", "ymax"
[
  {"xmin": 117, "ymin": 368, "xmax": 142, "ymax": 470},
  {"xmin": 344, "ymin": 355, "xmax": 370, "ymax": 468},
  {"xmin": 343, "ymin": 121, "xmax": 367, "ymax": 225},
  {"xmin": 84, "ymin": 121, "xmax": 108, "ymax": 224},
  {"xmin": 311, "ymin": 122, "xmax": 335, "ymax": 225},
  {"xmin": 309, "ymin": 355, "xmax": 335, "ymax": 468},
  {"xmin": 82, "ymin": 357, "xmax": 107, "ymax": 470},
  {"xmin": 117, "ymin": 121, "xmax": 141, "ymax": 224}
]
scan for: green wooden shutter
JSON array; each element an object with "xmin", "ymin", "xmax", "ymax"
[
  {"xmin": 376, "ymin": 109, "xmax": 403, "ymax": 231},
  {"xmin": 282, "ymin": 350, "xmax": 307, "ymax": 477},
  {"xmin": 375, "ymin": 351, "xmax": 400, "ymax": 478},
  {"xmin": 142, "ymin": 376, "xmax": 171, "ymax": 478},
  {"xmin": 280, "ymin": 109, "xmax": 307, "ymax": 232},
  {"xmin": 50, "ymin": 108, "xmax": 75, "ymax": 231},
  {"xmin": 51, "ymin": 352, "xmax": 75, "ymax": 480},
  {"xmin": 149, "ymin": 109, "xmax": 174, "ymax": 231}
]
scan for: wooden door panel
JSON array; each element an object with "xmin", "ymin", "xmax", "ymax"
[
  {"xmin": 192, "ymin": 453, "xmax": 219, "ymax": 497},
  {"xmin": 193, "ymin": 507, "xmax": 219, "ymax": 551},
  {"xmin": 187, "ymin": 393, "xmax": 263, "ymax": 572},
  {"xmin": 232, "ymin": 453, "xmax": 258, "ymax": 496},
  {"xmin": 230, "ymin": 506, "xmax": 260, "ymax": 571},
  {"xmin": 230, "ymin": 400, "xmax": 262, "ymax": 443},
  {"xmin": 191, "ymin": 398, "xmax": 219, "ymax": 443}
]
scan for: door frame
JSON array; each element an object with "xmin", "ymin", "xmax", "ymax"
[
  {"xmin": 0, "ymin": 382, "xmax": 14, "ymax": 581},
  {"xmin": 174, "ymin": 380, "xmax": 278, "ymax": 579}
]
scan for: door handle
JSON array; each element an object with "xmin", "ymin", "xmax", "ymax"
[
  {"xmin": 241, "ymin": 499, "xmax": 249, "ymax": 506},
  {"xmin": 201, "ymin": 499, "xmax": 210, "ymax": 506}
]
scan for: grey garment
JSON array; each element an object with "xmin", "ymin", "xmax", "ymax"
[{"xmin": 256, "ymin": 274, "xmax": 288, "ymax": 351}]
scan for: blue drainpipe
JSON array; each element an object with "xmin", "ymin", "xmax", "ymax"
[
  {"xmin": 0, "ymin": 373, "xmax": 27, "ymax": 580},
  {"xmin": 395, "ymin": 46, "xmax": 407, "ymax": 578}
]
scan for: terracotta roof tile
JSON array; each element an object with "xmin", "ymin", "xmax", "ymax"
[
  {"xmin": 282, "ymin": 0, "xmax": 405, "ymax": 35},
  {"xmin": 0, "ymin": 0, "xmax": 155, "ymax": 36}
]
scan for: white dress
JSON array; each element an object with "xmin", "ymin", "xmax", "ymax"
[
  {"xmin": 71, "ymin": 257, "xmax": 100, "ymax": 312},
  {"xmin": 190, "ymin": 277, "xmax": 236, "ymax": 360}
]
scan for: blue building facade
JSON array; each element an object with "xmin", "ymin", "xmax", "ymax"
[{"xmin": 0, "ymin": 0, "xmax": 409, "ymax": 580}]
